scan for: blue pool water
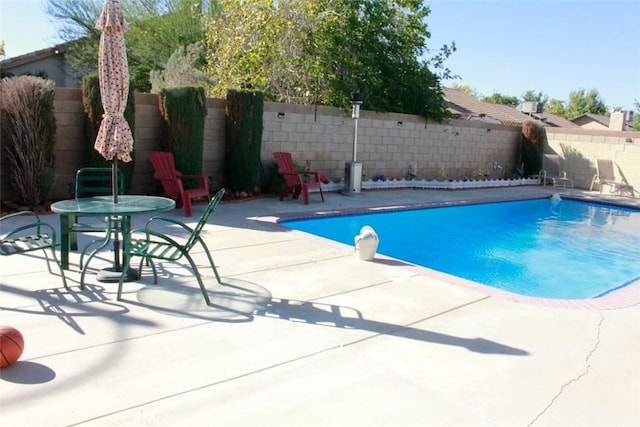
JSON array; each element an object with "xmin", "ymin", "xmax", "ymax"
[{"xmin": 281, "ymin": 198, "xmax": 640, "ymax": 299}]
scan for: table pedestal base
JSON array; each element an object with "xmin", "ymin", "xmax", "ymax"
[{"xmin": 96, "ymin": 267, "xmax": 138, "ymax": 283}]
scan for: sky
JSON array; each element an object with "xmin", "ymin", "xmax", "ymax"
[{"xmin": 1, "ymin": 0, "xmax": 639, "ymax": 110}]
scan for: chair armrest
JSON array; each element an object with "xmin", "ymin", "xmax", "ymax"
[
  {"xmin": 180, "ymin": 174, "xmax": 209, "ymax": 190},
  {"xmin": 129, "ymin": 217, "xmax": 194, "ymax": 248},
  {"xmin": 144, "ymin": 216, "xmax": 195, "ymax": 234},
  {"xmin": 1, "ymin": 211, "xmax": 56, "ymax": 242},
  {"xmin": 1, "ymin": 211, "xmax": 42, "ymax": 235},
  {"xmin": 1, "ymin": 210, "xmax": 40, "ymax": 223},
  {"xmin": 297, "ymin": 171, "xmax": 321, "ymax": 183},
  {"xmin": 129, "ymin": 227, "xmax": 185, "ymax": 249}
]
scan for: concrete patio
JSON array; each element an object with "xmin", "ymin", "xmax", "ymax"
[{"xmin": 1, "ymin": 186, "xmax": 639, "ymax": 426}]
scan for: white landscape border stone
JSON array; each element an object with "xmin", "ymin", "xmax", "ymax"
[{"xmin": 319, "ymin": 177, "xmax": 540, "ymax": 192}]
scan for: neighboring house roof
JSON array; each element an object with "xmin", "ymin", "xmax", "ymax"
[
  {"xmin": 530, "ymin": 112, "xmax": 580, "ymax": 128},
  {"xmin": 572, "ymin": 113, "xmax": 610, "ymax": 127},
  {"xmin": 442, "ymin": 88, "xmax": 562, "ymax": 127},
  {"xmin": 0, "ymin": 41, "xmax": 81, "ymax": 88},
  {"xmin": 571, "ymin": 113, "xmax": 633, "ymax": 131},
  {"xmin": 442, "ymin": 88, "xmax": 582, "ymax": 128},
  {"xmin": 1, "ymin": 42, "xmax": 67, "ymax": 67}
]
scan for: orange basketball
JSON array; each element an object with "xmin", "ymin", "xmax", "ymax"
[{"xmin": 0, "ymin": 326, "xmax": 24, "ymax": 368}]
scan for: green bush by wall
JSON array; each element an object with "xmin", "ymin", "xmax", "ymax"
[
  {"xmin": 225, "ymin": 89, "xmax": 264, "ymax": 193},
  {"xmin": 159, "ymin": 86, "xmax": 207, "ymax": 188},
  {"xmin": 521, "ymin": 121, "xmax": 544, "ymax": 177}
]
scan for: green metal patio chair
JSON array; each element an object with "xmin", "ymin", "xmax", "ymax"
[
  {"xmin": 69, "ymin": 167, "xmax": 125, "ymax": 251},
  {"xmin": 0, "ymin": 211, "xmax": 68, "ymax": 289},
  {"xmin": 117, "ymin": 188, "xmax": 226, "ymax": 304}
]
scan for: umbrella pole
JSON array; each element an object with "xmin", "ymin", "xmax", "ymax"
[
  {"xmin": 113, "ymin": 158, "xmax": 118, "ymax": 204},
  {"xmin": 112, "ymin": 158, "xmax": 121, "ymax": 270}
]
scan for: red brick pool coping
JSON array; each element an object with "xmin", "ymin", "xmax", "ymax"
[{"xmin": 256, "ymin": 192, "xmax": 640, "ymax": 310}]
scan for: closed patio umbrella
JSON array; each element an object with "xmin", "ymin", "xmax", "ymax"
[
  {"xmin": 94, "ymin": 0, "xmax": 133, "ymax": 276},
  {"xmin": 94, "ymin": 0, "xmax": 133, "ymax": 204}
]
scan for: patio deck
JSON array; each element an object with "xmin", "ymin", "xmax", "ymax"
[{"xmin": 1, "ymin": 187, "xmax": 639, "ymax": 426}]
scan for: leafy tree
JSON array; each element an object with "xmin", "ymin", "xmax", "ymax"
[
  {"xmin": 544, "ymin": 98, "xmax": 566, "ymax": 117},
  {"xmin": 541, "ymin": 90, "xmax": 607, "ymax": 119},
  {"xmin": 205, "ymin": 0, "xmax": 300, "ymax": 100},
  {"xmin": 149, "ymin": 42, "xmax": 215, "ymax": 92},
  {"xmin": 205, "ymin": 0, "xmax": 450, "ymax": 120},
  {"xmin": 450, "ymin": 83, "xmax": 482, "ymax": 99},
  {"xmin": 521, "ymin": 90, "xmax": 548, "ymax": 106},
  {"xmin": 564, "ymin": 88, "xmax": 608, "ymax": 118},
  {"xmin": 125, "ymin": 0, "xmax": 211, "ymax": 90},
  {"xmin": 45, "ymin": 0, "xmax": 211, "ymax": 91},
  {"xmin": 312, "ymin": 0, "xmax": 445, "ymax": 118},
  {"xmin": 0, "ymin": 41, "xmax": 15, "ymax": 78},
  {"xmin": 427, "ymin": 42, "xmax": 459, "ymax": 81},
  {"xmin": 632, "ymin": 99, "xmax": 640, "ymax": 131},
  {"xmin": 482, "ymin": 92, "xmax": 518, "ymax": 106}
]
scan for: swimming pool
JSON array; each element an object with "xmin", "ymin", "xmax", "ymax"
[{"xmin": 281, "ymin": 198, "xmax": 640, "ymax": 299}]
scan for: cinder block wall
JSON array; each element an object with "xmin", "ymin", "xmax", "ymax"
[
  {"xmin": 262, "ymin": 102, "xmax": 522, "ymax": 182},
  {"xmin": 5, "ymin": 88, "xmax": 523, "ymax": 201},
  {"xmin": 3, "ymin": 87, "xmax": 638, "ymax": 203},
  {"xmin": 49, "ymin": 88, "xmax": 85, "ymax": 199},
  {"xmin": 546, "ymin": 128, "xmax": 640, "ymax": 191}
]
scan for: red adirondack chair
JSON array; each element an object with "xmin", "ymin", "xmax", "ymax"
[
  {"xmin": 148, "ymin": 151, "xmax": 211, "ymax": 216},
  {"xmin": 273, "ymin": 152, "xmax": 324, "ymax": 205}
]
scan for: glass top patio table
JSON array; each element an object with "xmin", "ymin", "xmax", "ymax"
[
  {"xmin": 51, "ymin": 195, "xmax": 175, "ymax": 282},
  {"xmin": 51, "ymin": 195, "xmax": 175, "ymax": 217}
]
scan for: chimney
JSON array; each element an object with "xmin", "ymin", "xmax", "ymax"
[{"xmin": 609, "ymin": 111, "xmax": 625, "ymax": 131}]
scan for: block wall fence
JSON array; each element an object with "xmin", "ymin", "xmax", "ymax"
[{"xmin": 1, "ymin": 87, "xmax": 639, "ymax": 202}]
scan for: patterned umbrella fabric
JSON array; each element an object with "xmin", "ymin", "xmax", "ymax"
[
  {"xmin": 93, "ymin": 0, "xmax": 132, "ymax": 273},
  {"xmin": 94, "ymin": 0, "xmax": 133, "ymax": 165}
]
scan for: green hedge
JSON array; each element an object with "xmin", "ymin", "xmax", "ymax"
[
  {"xmin": 521, "ymin": 121, "xmax": 544, "ymax": 177},
  {"xmin": 224, "ymin": 89, "xmax": 264, "ymax": 193},
  {"xmin": 159, "ymin": 86, "xmax": 207, "ymax": 188}
]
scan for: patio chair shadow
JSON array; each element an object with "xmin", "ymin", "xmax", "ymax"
[
  {"xmin": 256, "ymin": 297, "xmax": 529, "ymax": 356},
  {"xmin": 127, "ymin": 276, "xmax": 271, "ymax": 322},
  {"xmin": 0, "ymin": 283, "xmax": 156, "ymax": 334},
  {"xmin": 120, "ymin": 274, "xmax": 528, "ymax": 355}
]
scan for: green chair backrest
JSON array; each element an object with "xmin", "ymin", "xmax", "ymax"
[
  {"xmin": 75, "ymin": 167, "xmax": 124, "ymax": 198},
  {"xmin": 185, "ymin": 188, "xmax": 225, "ymax": 251}
]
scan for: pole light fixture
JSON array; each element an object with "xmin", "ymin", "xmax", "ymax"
[
  {"xmin": 350, "ymin": 91, "xmax": 364, "ymax": 161},
  {"xmin": 343, "ymin": 91, "xmax": 364, "ymax": 195}
]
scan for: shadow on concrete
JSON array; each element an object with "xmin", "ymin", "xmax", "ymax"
[
  {"xmin": 123, "ymin": 276, "xmax": 529, "ymax": 355},
  {"xmin": 126, "ymin": 276, "xmax": 271, "ymax": 323},
  {"xmin": 0, "ymin": 361, "xmax": 56, "ymax": 384},
  {"xmin": 0, "ymin": 283, "xmax": 156, "ymax": 334},
  {"xmin": 256, "ymin": 296, "xmax": 529, "ymax": 356}
]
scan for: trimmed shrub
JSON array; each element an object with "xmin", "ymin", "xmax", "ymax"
[
  {"xmin": 159, "ymin": 86, "xmax": 207, "ymax": 188},
  {"xmin": 0, "ymin": 76, "xmax": 56, "ymax": 207},
  {"xmin": 521, "ymin": 120, "xmax": 544, "ymax": 177},
  {"xmin": 225, "ymin": 89, "xmax": 264, "ymax": 193}
]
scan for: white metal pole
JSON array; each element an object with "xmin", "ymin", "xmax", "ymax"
[
  {"xmin": 352, "ymin": 103, "xmax": 360, "ymax": 162},
  {"xmin": 352, "ymin": 118, "xmax": 358, "ymax": 162}
]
